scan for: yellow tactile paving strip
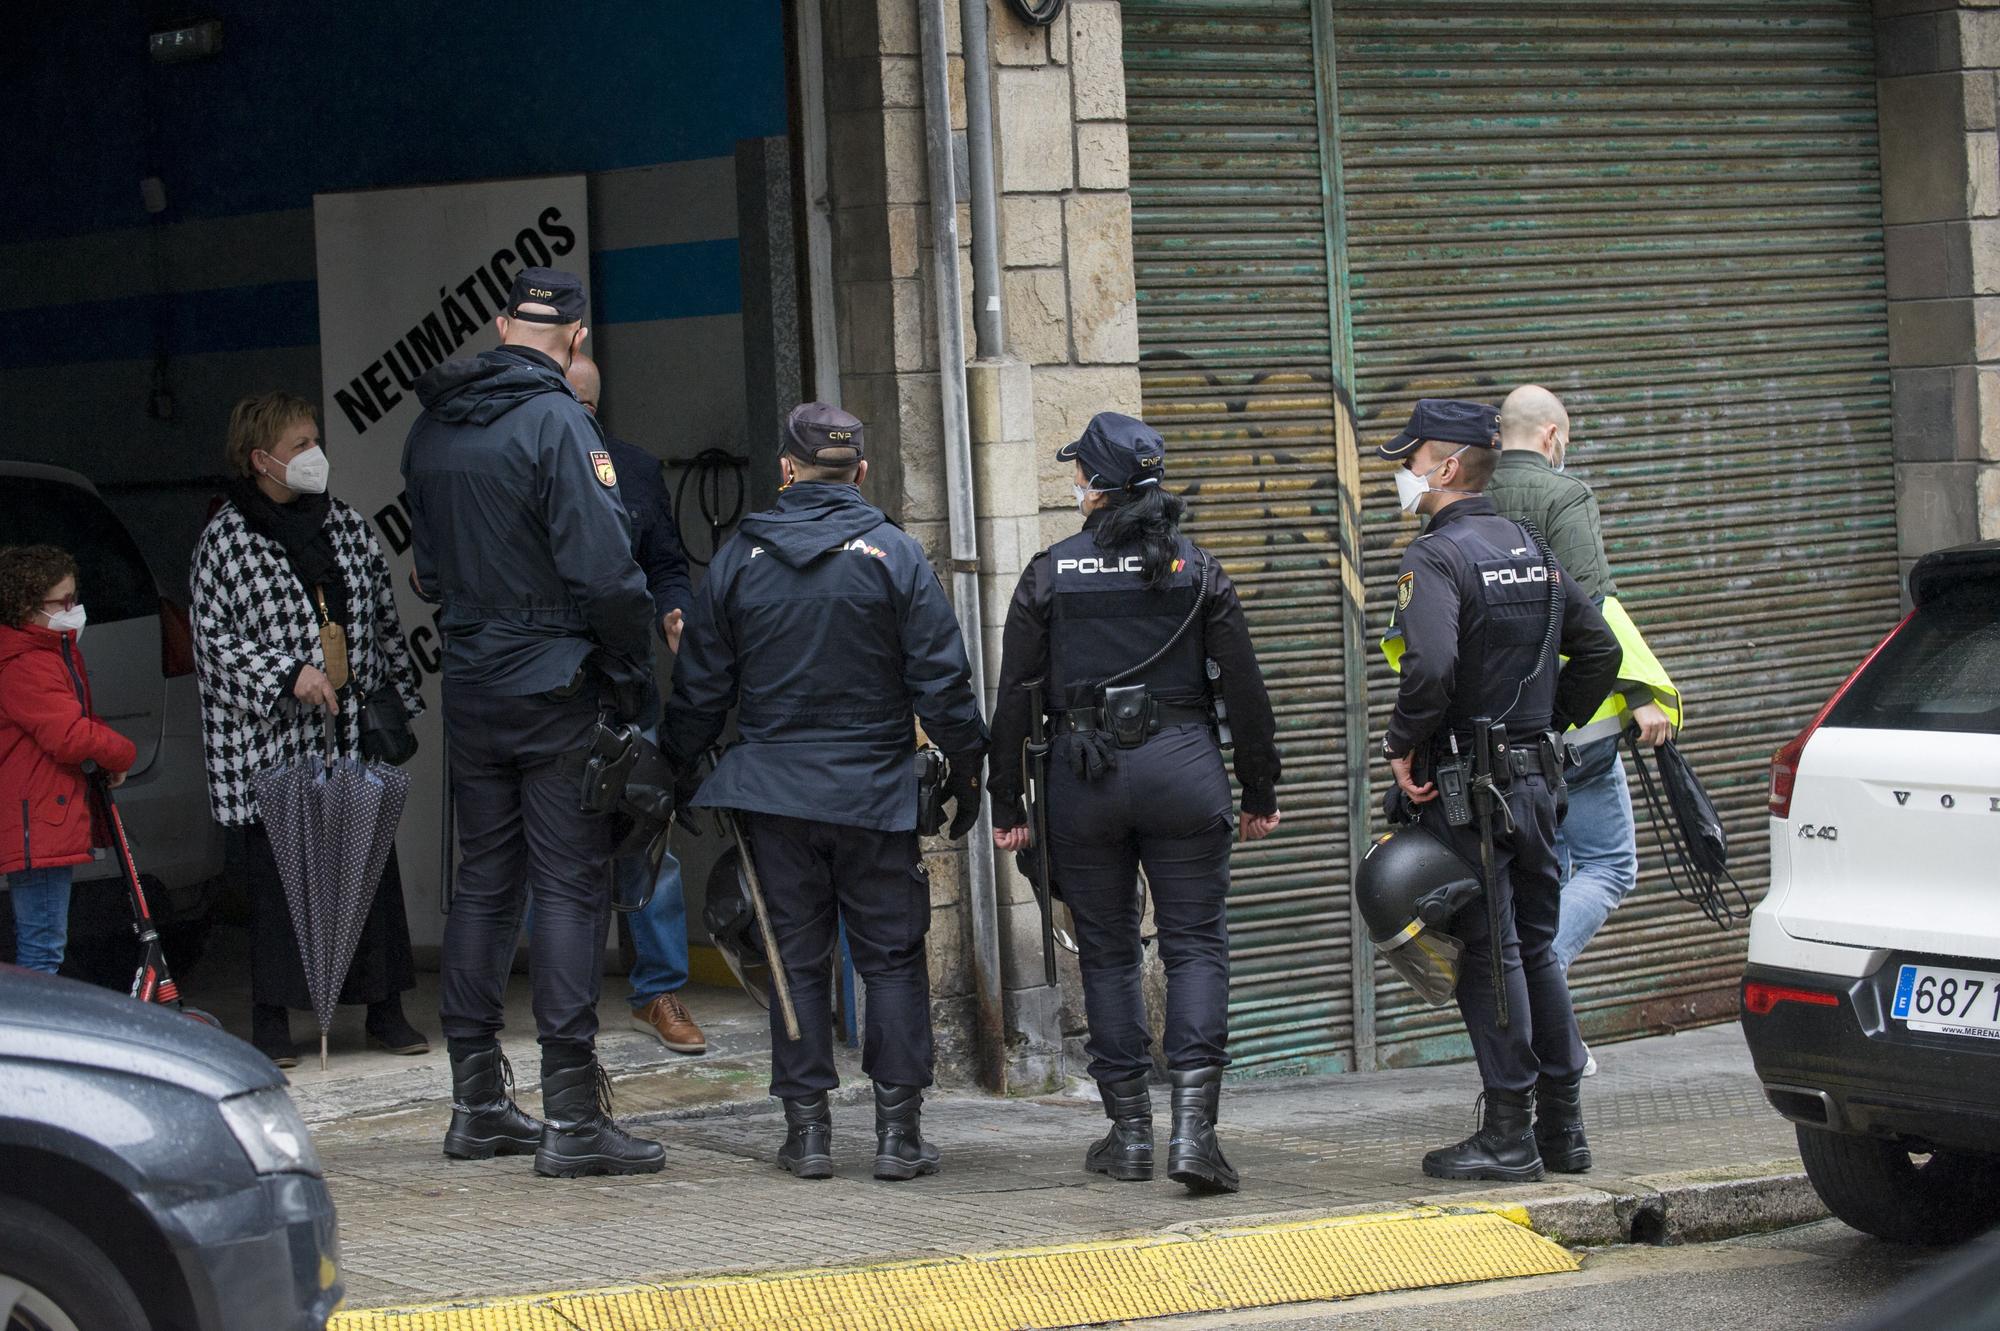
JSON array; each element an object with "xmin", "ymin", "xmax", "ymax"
[{"xmin": 330, "ymin": 1204, "xmax": 1578, "ymax": 1331}]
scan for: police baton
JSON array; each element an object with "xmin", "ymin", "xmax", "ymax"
[
  {"xmin": 1471, "ymin": 716, "xmax": 1510, "ymax": 1030},
  {"xmin": 1023, "ymin": 678, "xmax": 1058, "ymax": 987},
  {"xmin": 723, "ymin": 809, "xmax": 802, "ymax": 1042}
]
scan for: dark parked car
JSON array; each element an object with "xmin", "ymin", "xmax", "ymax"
[{"xmin": 0, "ymin": 965, "xmax": 341, "ymax": 1330}]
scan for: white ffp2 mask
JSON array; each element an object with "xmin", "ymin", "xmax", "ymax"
[{"xmin": 45, "ymin": 605, "xmax": 86, "ymax": 636}]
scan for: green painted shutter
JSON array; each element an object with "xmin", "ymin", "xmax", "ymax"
[
  {"xmin": 1124, "ymin": 0, "xmax": 1366, "ymax": 1074},
  {"xmin": 1331, "ymin": 1, "xmax": 1901, "ymax": 1062}
]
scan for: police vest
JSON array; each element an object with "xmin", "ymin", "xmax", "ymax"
[
  {"xmin": 1047, "ymin": 529, "xmax": 1207, "ymax": 712},
  {"xmin": 1383, "ymin": 591, "xmax": 1682, "ymax": 740}
]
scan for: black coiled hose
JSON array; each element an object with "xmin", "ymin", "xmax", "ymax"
[{"xmin": 673, "ymin": 449, "xmax": 748, "ymax": 567}]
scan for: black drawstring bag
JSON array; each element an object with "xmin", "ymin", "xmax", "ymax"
[{"xmin": 1625, "ymin": 735, "xmax": 1751, "ymax": 928}]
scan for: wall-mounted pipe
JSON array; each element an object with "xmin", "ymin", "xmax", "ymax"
[
  {"xmin": 960, "ymin": 0, "xmax": 1005, "ymax": 360},
  {"xmin": 916, "ymin": 0, "xmax": 1007, "ymax": 1091}
]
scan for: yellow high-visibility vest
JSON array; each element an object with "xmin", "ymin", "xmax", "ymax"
[{"xmin": 1380, "ymin": 595, "xmax": 1681, "ymax": 742}]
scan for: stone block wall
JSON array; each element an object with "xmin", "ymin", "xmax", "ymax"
[
  {"xmin": 816, "ymin": 0, "xmax": 1143, "ymax": 1088},
  {"xmin": 1877, "ymin": 0, "xmax": 2000, "ymax": 566}
]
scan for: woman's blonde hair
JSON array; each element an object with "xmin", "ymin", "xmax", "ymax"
[{"xmin": 226, "ymin": 392, "xmax": 318, "ymax": 478}]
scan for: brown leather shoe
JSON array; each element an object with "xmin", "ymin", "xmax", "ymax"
[{"xmin": 631, "ymin": 993, "xmax": 707, "ymax": 1055}]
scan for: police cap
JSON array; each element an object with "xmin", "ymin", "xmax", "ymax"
[
  {"xmin": 1056, "ymin": 411, "xmax": 1167, "ymax": 491},
  {"xmin": 1377, "ymin": 398, "xmax": 1499, "ymax": 460},
  {"xmin": 782, "ymin": 402, "xmax": 865, "ymax": 466},
  {"xmin": 505, "ymin": 267, "xmax": 588, "ymax": 324}
]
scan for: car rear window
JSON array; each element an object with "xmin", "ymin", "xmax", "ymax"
[
  {"xmin": 0, "ymin": 477, "xmax": 158, "ymax": 624},
  {"xmin": 1825, "ymin": 580, "xmax": 2000, "ymax": 735}
]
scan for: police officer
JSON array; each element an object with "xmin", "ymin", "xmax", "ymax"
[
  {"xmin": 1376, "ymin": 399, "xmax": 1620, "ymax": 1181},
  {"xmin": 661, "ymin": 403, "xmax": 987, "ymax": 1183},
  {"xmin": 988, "ymin": 412, "xmax": 1281, "ymax": 1196},
  {"xmin": 402, "ymin": 267, "xmax": 664, "ymax": 1179}
]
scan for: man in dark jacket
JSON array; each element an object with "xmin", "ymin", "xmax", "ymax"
[
  {"xmin": 662, "ymin": 402, "xmax": 988, "ymax": 1183},
  {"xmin": 565, "ymin": 353, "xmax": 706, "ymax": 1058},
  {"xmin": 401, "ymin": 267, "xmax": 663, "ymax": 1180}
]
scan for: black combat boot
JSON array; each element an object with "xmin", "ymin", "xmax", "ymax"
[
  {"xmin": 1421, "ymin": 1088, "xmax": 1545, "ymax": 1182},
  {"xmin": 1084, "ymin": 1074, "xmax": 1154, "ymax": 1182},
  {"xmin": 1534, "ymin": 1075, "xmax": 1592, "ymax": 1174},
  {"xmin": 872, "ymin": 1083, "xmax": 941, "ymax": 1181},
  {"xmin": 778, "ymin": 1092, "xmax": 834, "ymax": 1180},
  {"xmin": 533, "ymin": 1054, "xmax": 666, "ymax": 1178},
  {"xmin": 442, "ymin": 1043, "xmax": 542, "ymax": 1161},
  {"xmin": 1166, "ymin": 1066, "xmax": 1238, "ymax": 1195}
]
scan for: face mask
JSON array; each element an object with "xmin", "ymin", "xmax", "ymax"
[
  {"xmin": 1552, "ymin": 435, "xmax": 1569, "ymax": 473},
  {"xmin": 1073, "ymin": 484, "xmax": 1092, "ymax": 511},
  {"xmin": 45, "ymin": 605, "xmax": 86, "ymax": 635},
  {"xmin": 266, "ymin": 446, "xmax": 330, "ymax": 495},
  {"xmin": 1393, "ymin": 465, "xmax": 1430, "ymax": 515},
  {"xmin": 1394, "ymin": 446, "xmax": 1469, "ymax": 516}
]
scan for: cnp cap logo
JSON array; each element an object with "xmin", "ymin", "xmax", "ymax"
[{"xmin": 528, "ymin": 286, "xmax": 554, "ymax": 299}]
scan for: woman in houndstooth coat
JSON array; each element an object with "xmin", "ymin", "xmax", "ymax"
[{"xmin": 190, "ymin": 391, "xmax": 428, "ymax": 1067}]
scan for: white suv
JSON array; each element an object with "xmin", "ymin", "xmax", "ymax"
[{"xmin": 1743, "ymin": 539, "xmax": 2000, "ymax": 1245}]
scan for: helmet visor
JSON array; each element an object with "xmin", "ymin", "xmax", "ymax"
[{"xmin": 1381, "ymin": 924, "xmax": 1465, "ymax": 1007}]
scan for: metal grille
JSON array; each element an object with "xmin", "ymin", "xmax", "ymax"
[
  {"xmin": 1331, "ymin": 0, "xmax": 1902, "ymax": 1060},
  {"xmin": 1124, "ymin": 0, "xmax": 1361, "ymax": 1073}
]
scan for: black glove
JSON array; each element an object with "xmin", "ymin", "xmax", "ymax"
[
  {"xmin": 942, "ymin": 752, "xmax": 984, "ymax": 840},
  {"xmin": 1382, "ymin": 784, "xmax": 1416, "ymax": 826},
  {"xmin": 1066, "ymin": 730, "xmax": 1116, "ymax": 782}
]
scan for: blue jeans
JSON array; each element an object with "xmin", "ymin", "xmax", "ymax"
[
  {"xmin": 622, "ymin": 846, "xmax": 690, "ymax": 1006},
  {"xmin": 1553, "ymin": 734, "xmax": 1639, "ymax": 972},
  {"xmin": 7, "ymin": 865, "xmax": 73, "ymax": 974}
]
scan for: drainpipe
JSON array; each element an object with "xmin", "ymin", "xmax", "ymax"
[
  {"xmin": 960, "ymin": 0, "xmax": 1005, "ymax": 359},
  {"xmin": 917, "ymin": 0, "xmax": 1007, "ymax": 1091}
]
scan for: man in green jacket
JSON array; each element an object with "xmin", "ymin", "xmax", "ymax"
[{"xmin": 1487, "ymin": 386, "xmax": 1683, "ymax": 1072}]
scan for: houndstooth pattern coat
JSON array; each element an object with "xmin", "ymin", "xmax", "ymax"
[{"xmin": 189, "ymin": 498, "xmax": 424, "ymax": 827}]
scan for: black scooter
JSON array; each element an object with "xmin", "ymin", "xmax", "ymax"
[{"xmin": 85, "ymin": 766, "xmax": 217, "ymax": 1026}]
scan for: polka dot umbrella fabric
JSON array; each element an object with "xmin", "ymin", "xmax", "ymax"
[{"xmin": 254, "ymin": 721, "xmax": 411, "ymax": 1066}]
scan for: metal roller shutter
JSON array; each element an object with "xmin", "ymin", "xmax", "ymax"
[
  {"xmin": 1123, "ymin": 0, "xmax": 1369, "ymax": 1074},
  {"xmin": 1331, "ymin": 0, "xmax": 1902, "ymax": 1062}
]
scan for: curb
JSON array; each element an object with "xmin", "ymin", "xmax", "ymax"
[
  {"xmin": 328, "ymin": 1205, "xmax": 1578, "ymax": 1331},
  {"xmin": 1437, "ymin": 1157, "xmax": 1828, "ymax": 1248}
]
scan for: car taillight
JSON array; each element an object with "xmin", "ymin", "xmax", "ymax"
[
  {"xmin": 160, "ymin": 597, "xmax": 195, "ymax": 678},
  {"xmin": 1768, "ymin": 608, "xmax": 1915, "ymax": 818},
  {"xmin": 1743, "ymin": 981, "xmax": 1842, "ymax": 1016}
]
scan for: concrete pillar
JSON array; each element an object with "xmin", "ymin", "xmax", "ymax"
[{"xmin": 1877, "ymin": 0, "xmax": 2000, "ymax": 575}]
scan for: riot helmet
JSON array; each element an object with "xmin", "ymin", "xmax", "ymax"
[
  {"xmin": 702, "ymin": 847, "xmax": 772, "ymax": 1009},
  {"xmin": 1353, "ymin": 823, "xmax": 1486, "ymax": 1006}
]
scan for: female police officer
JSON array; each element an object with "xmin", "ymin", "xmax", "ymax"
[{"xmin": 987, "ymin": 412, "xmax": 1281, "ymax": 1195}]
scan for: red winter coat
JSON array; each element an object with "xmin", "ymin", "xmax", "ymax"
[{"xmin": 0, "ymin": 623, "xmax": 137, "ymax": 877}]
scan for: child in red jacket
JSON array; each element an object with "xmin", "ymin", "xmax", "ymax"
[{"xmin": 0, "ymin": 545, "xmax": 137, "ymax": 973}]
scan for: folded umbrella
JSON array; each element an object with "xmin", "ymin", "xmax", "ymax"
[{"xmin": 253, "ymin": 711, "xmax": 411, "ymax": 1069}]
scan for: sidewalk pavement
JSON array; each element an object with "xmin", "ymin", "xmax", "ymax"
[{"xmin": 316, "ymin": 1020, "xmax": 1823, "ymax": 1324}]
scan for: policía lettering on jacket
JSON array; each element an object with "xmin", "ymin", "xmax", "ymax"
[
  {"xmin": 1056, "ymin": 555, "xmax": 1144, "ymax": 576},
  {"xmin": 1481, "ymin": 565, "xmax": 1549, "ymax": 587}
]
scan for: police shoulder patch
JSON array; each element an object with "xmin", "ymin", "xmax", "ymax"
[
  {"xmin": 1396, "ymin": 571, "xmax": 1415, "ymax": 610},
  {"xmin": 590, "ymin": 450, "xmax": 617, "ymax": 487}
]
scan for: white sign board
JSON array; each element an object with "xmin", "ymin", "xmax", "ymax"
[{"xmin": 313, "ymin": 176, "xmax": 589, "ymax": 948}]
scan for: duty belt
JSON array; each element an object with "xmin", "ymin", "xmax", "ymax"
[
  {"xmin": 1430, "ymin": 730, "xmax": 1566, "ymax": 786},
  {"xmin": 1056, "ymin": 701, "xmax": 1212, "ymax": 735}
]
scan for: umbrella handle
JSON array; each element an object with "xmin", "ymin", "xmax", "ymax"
[{"xmin": 321, "ymin": 703, "xmax": 340, "ymax": 768}]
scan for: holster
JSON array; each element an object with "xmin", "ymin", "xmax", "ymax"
[
  {"xmin": 1102, "ymin": 685, "xmax": 1152, "ymax": 749},
  {"xmin": 915, "ymin": 746, "xmax": 949, "ymax": 835}
]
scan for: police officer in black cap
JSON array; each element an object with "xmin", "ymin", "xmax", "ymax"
[
  {"xmin": 1374, "ymin": 398, "xmax": 1620, "ymax": 1181},
  {"xmin": 988, "ymin": 412, "xmax": 1281, "ymax": 1196},
  {"xmin": 661, "ymin": 402, "xmax": 988, "ymax": 1182},
  {"xmin": 402, "ymin": 266, "xmax": 665, "ymax": 1179}
]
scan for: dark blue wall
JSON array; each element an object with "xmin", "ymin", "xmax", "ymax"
[{"xmin": 9, "ymin": 2, "xmax": 787, "ymax": 242}]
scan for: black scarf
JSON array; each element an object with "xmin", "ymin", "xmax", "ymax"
[{"xmin": 225, "ymin": 478, "xmax": 351, "ymax": 626}]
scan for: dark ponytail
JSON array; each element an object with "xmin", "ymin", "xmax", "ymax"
[{"xmin": 1096, "ymin": 482, "xmax": 1187, "ymax": 590}]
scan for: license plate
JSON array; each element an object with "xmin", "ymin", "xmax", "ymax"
[{"xmin": 1891, "ymin": 964, "xmax": 2000, "ymax": 1040}]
